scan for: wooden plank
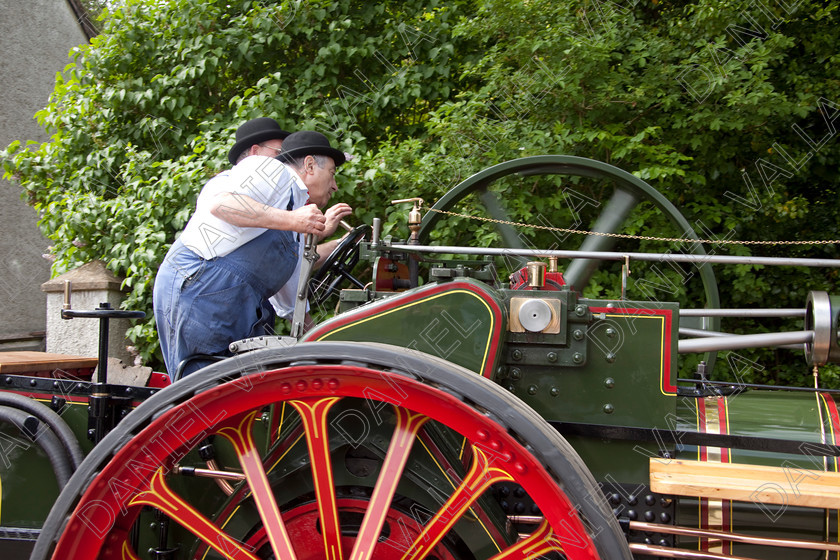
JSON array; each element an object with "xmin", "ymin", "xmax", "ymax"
[
  {"xmin": 650, "ymin": 458, "xmax": 840, "ymax": 509},
  {"xmin": 0, "ymin": 351, "xmax": 98, "ymax": 374}
]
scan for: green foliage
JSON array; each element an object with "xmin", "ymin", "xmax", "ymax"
[
  {"xmin": 3, "ymin": 0, "xmax": 839, "ymax": 384},
  {"xmin": 2, "ymin": 0, "xmax": 478, "ymax": 368}
]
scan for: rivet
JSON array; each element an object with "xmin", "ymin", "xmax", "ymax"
[
  {"xmin": 510, "ymin": 368, "xmax": 522, "ymax": 380},
  {"xmin": 606, "ymin": 328, "xmax": 616, "ymax": 338},
  {"xmin": 606, "ymin": 352, "xmax": 616, "ymax": 363},
  {"xmin": 296, "ymin": 380, "xmax": 307, "ymax": 392},
  {"xmin": 573, "ymin": 353, "xmax": 584, "ymax": 364},
  {"xmin": 527, "ymin": 385, "xmax": 538, "ymax": 395},
  {"xmin": 511, "ymin": 349, "xmax": 523, "ymax": 361},
  {"xmin": 312, "ymin": 379, "xmax": 323, "ymax": 390},
  {"xmin": 575, "ymin": 305, "xmax": 586, "ymax": 317},
  {"xmin": 603, "ymin": 403, "xmax": 615, "ymax": 414},
  {"xmin": 550, "ymin": 387, "xmax": 560, "ymax": 396},
  {"xmin": 547, "ymin": 352, "xmax": 558, "ymax": 363},
  {"xmin": 281, "ymin": 383, "xmax": 292, "ymax": 394},
  {"xmin": 328, "ymin": 378, "xmax": 339, "ymax": 390},
  {"xmin": 604, "ymin": 377, "xmax": 615, "ymax": 388},
  {"xmin": 573, "ymin": 329, "xmax": 584, "ymax": 341}
]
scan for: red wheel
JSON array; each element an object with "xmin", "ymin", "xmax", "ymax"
[
  {"xmin": 32, "ymin": 342, "xmax": 630, "ymax": 560},
  {"xmin": 244, "ymin": 497, "xmax": 462, "ymax": 560}
]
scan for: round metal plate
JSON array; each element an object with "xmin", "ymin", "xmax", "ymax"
[{"xmin": 519, "ymin": 299, "xmax": 553, "ymax": 332}]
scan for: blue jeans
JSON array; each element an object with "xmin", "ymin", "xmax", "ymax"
[{"xmin": 153, "ymin": 228, "xmax": 297, "ymax": 380}]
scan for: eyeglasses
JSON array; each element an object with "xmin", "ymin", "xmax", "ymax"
[{"xmin": 259, "ymin": 144, "xmax": 283, "ymax": 154}]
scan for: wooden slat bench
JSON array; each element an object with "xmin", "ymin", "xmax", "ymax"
[
  {"xmin": 650, "ymin": 458, "xmax": 840, "ymax": 509},
  {"xmin": 0, "ymin": 351, "xmax": 97, "ymax": 380}
]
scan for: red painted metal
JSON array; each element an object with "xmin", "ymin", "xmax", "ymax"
[
  {"xmin": 247, "ymin": 498, "xmax": 460, "ymax": 560},
  {"xmin": 50, "ymin": 365, "xmax": 604, "ymax": 560}
]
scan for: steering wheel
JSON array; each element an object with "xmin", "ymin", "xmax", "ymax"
[{"xmin": 308, "ymin": 224, "xmax": 371, "ymax": 306}]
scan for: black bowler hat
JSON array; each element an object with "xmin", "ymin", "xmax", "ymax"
[
  {"xmin": 275, "ymin": 131, "xmax": 346, "ymax": 166},
  {"xmin": 228, "ymin": 117, "xmax": 291, "ymax": 164}
]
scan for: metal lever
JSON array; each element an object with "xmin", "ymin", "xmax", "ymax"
[
  {"xmin": 57, "ymin": 281, "xmax": 146, "ymax": 444},
  {"xmin": 291, "ymin": 233, "xmax": 319, "ymax": 338}
]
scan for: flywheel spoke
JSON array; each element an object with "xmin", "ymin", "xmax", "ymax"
[
  {"xmin": 217, "ymin": 410, "xmax": 298, "ymax": 560},
  {"xmin": 489, "ymin": 519, "xmax": 564, "ymax": 560},
  {"xmin": 290, "ymin": 396, "xmax": 344, "ymax": 560},
  {"xmin": 349, "ymin": 407, "xmax": 429, "ymax": 560},
  {"xmin": 129, "ymin": 468, "xmax": 262, "ymax": 560},
  {"xmin": 401, "ymin": 445, "xmax": 515, "ymax": 560}
]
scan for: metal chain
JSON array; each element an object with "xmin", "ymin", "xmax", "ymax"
[{"xmin": 424, "ymin": 207, "xmax": 840, "ymax": 246}]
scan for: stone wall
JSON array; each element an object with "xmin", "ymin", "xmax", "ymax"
[{"xmin": 0, "ymin": 0, "xmax": 88, "ymax": 349}]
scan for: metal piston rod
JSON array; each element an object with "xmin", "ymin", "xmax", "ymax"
[{"xmin": 678, "ymin": 330, "xmax": 814, "ymax": 354}]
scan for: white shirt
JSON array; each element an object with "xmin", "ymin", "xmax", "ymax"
[
  {"xmin": 178, "ymin": 155, "xmax": 308, "ymax": 260},
  {"xmin": 177, "ymin": 155, "xmax": 309, "ymax": 319}
]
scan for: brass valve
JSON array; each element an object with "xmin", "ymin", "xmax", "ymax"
[{"xmin": 392, "ymin": 197, "xmax": 425, "ymax": 244}]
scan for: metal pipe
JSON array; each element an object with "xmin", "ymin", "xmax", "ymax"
[
  {"xmin": 679, "ymin": 328, "xmax": 804, "ymax": 350},
  {"xmin": 388, "ymin": 245, "xmax": 840, "ymax": 268},
  {"xmin": 677, "ymin": 377, "xmax": 840, "ymax": 394},
  {"xmin": 680, "ymin": 328, "xmax": 730, "ymax": 338},
  {"xmin": 680, "ymin": 308, "xmax": 806, "ymax": 317},
  {"xmin": 206, "ymin": 459, "xmax": 235, "ymax": 495},
  {"xmin": 629, "ymin": 520, "xmax": 840, "ymax": 552},
  {"xmin": 678, "ymin": 330, "xmax": 813, "ymax": 353},
  {"xmin": 371, "ymin": 217, "xmax": 381, "ymax": 247},
  {"xmin": 507, "ymin": 515, "xmax": 542, "ymax": 524},
  {"xmin": 512, "ymin": 515, "xmax": 840, "ymax": 555},
  {"xmin": 172, "ymin": 464, "xmax": 245, "ymax": 482},
  {"xmin": 629, "ymin": 543, "xmax": 756, "ymax": 559}
]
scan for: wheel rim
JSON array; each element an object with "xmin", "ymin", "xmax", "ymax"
[{"xmin": 36, "ymin": 343, "xmax": 629, "ymax": 560}]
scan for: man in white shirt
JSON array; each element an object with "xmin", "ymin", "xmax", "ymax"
[{"xmin": 153, "ymin": 120, "xmax": 352, "ymax": 379}]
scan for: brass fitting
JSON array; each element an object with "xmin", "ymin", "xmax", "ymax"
[{"xmin": 392, "ymin": 197, "xmax": 425, "ymax": 244}]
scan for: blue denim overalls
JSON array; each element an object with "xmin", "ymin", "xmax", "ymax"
[{"xmin": 153, "ymin": 226, "xmax": 297, "ymax": 380}]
